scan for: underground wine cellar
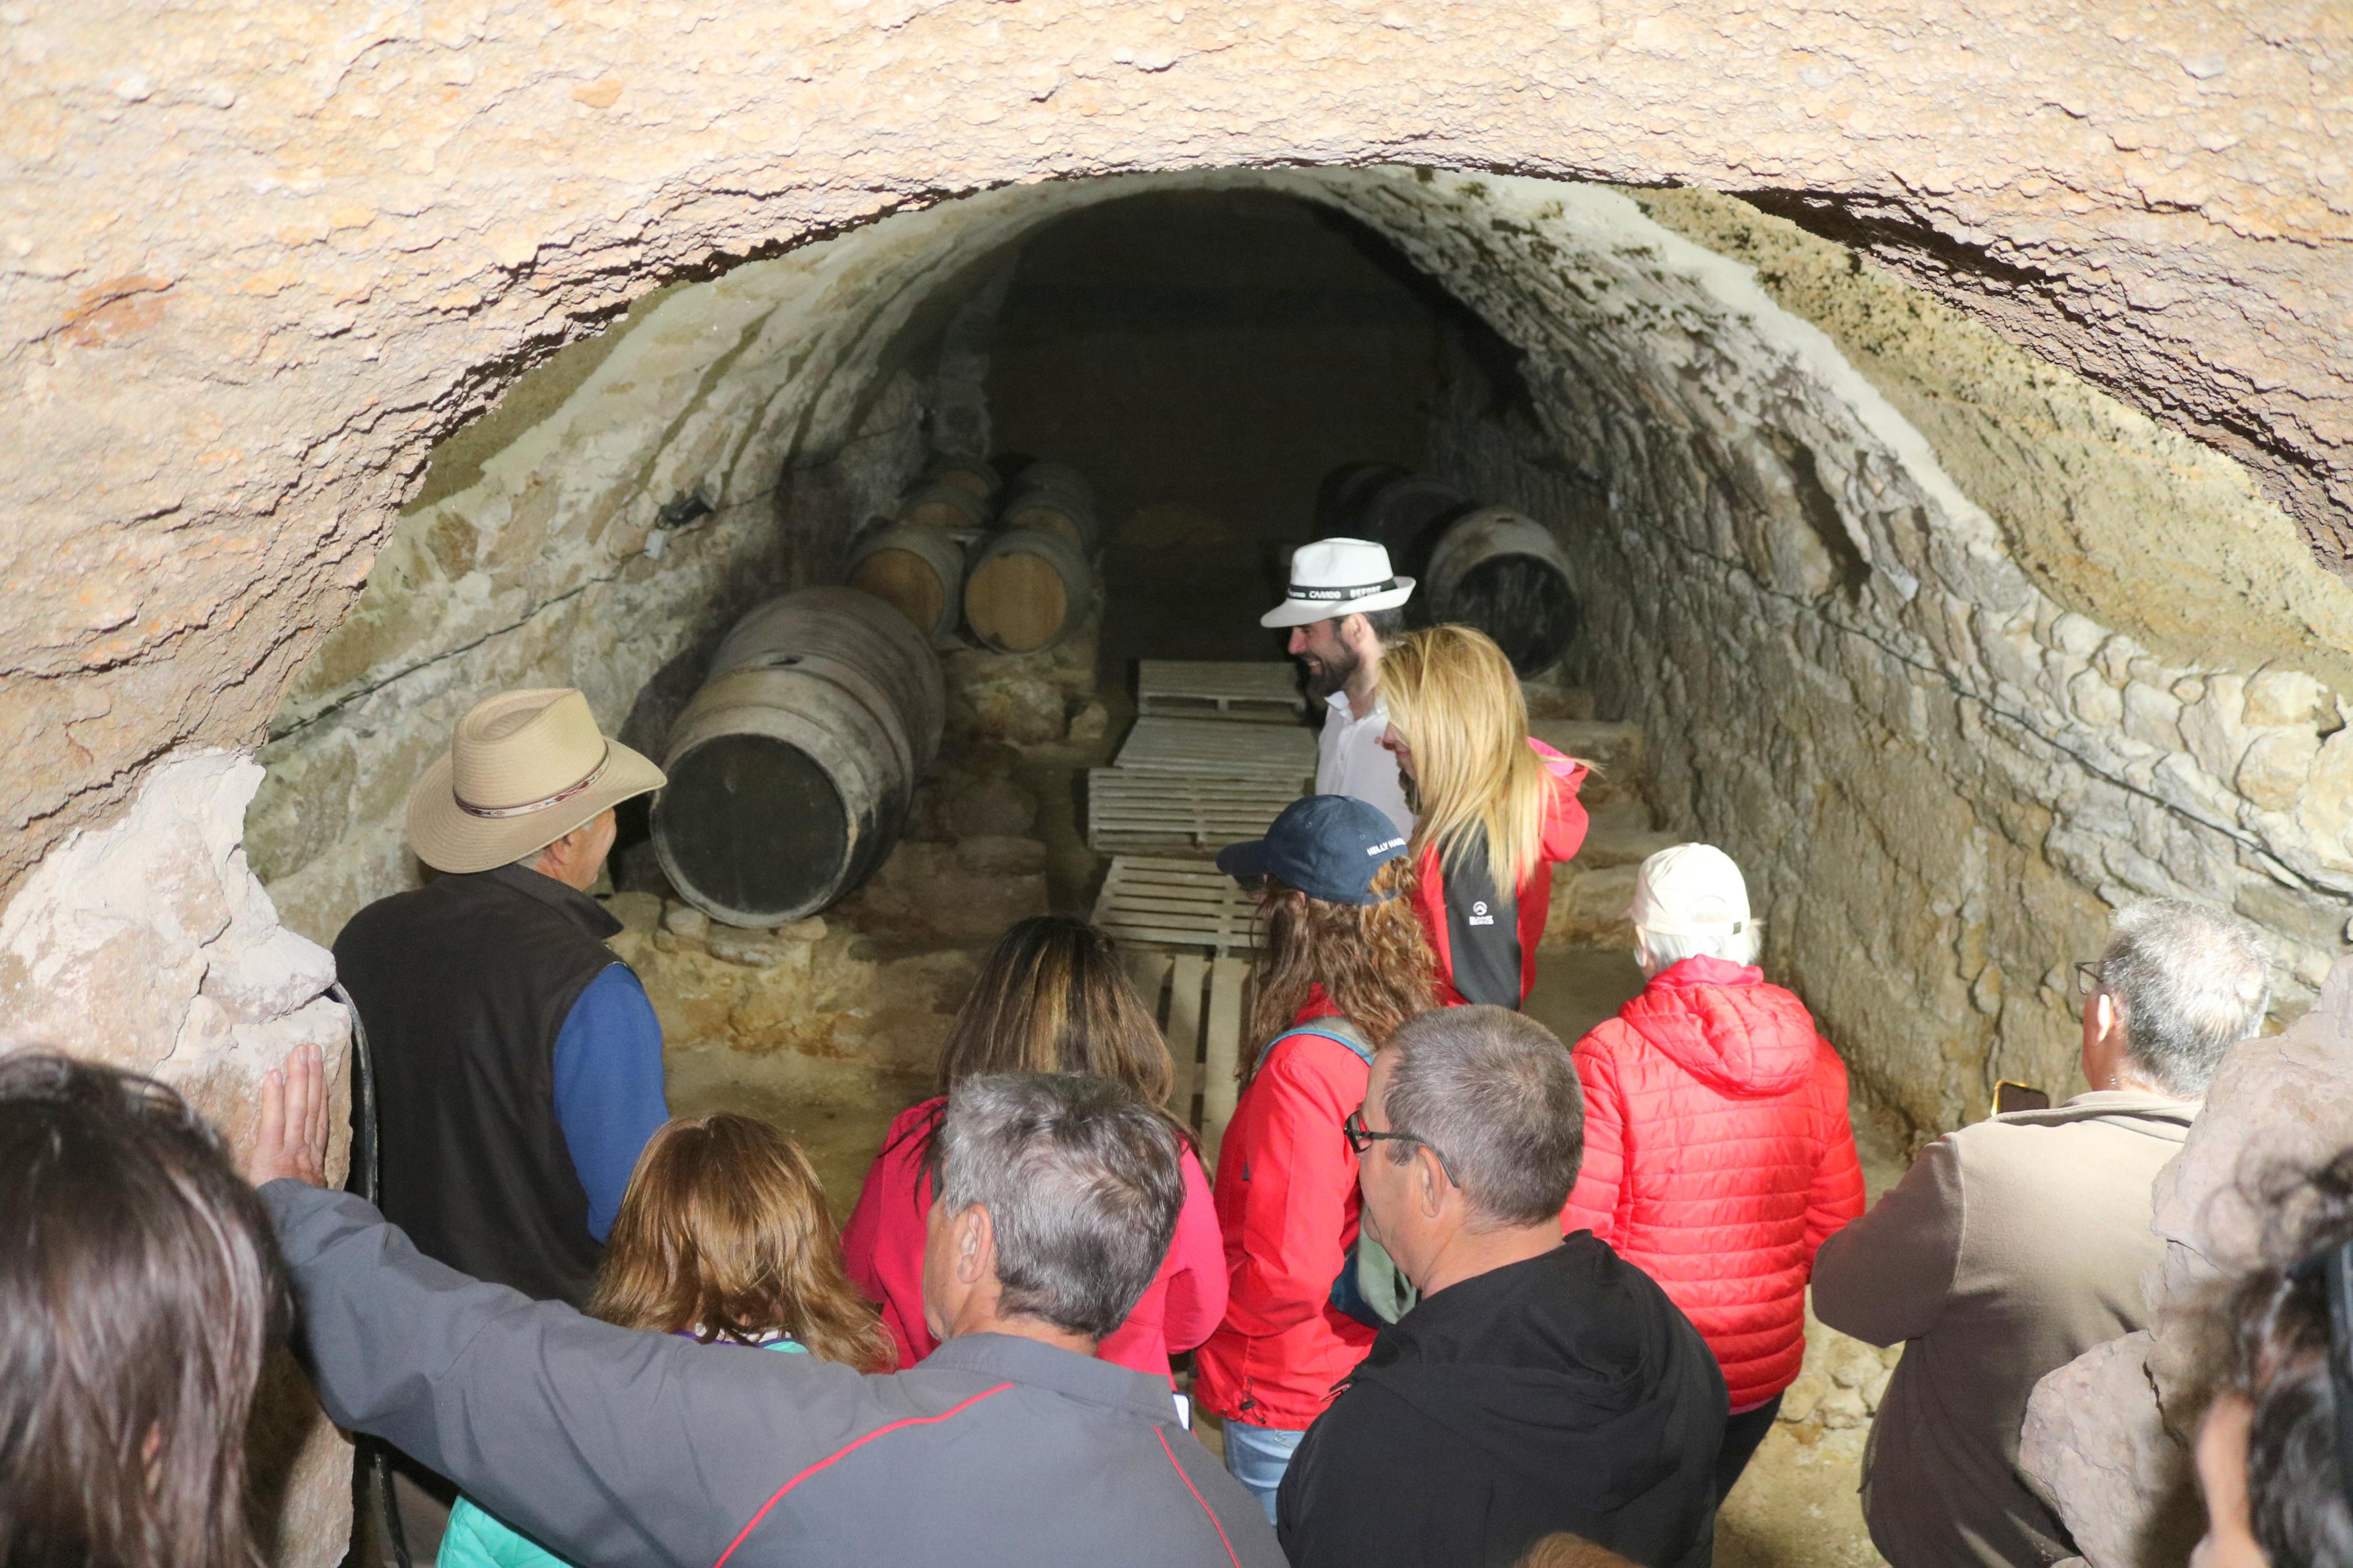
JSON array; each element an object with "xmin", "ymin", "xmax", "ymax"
[
  {"xmin": 226, "ymin": 170, "xmax": 2353, "ymax": 1563},
  {"xmin": 5, "ymin": 12, "xmax": 2349, "ymax": 1563}
]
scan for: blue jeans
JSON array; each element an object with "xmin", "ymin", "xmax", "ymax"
[{"xmin": 1220, "ymin": 1420, "xmax": 1306, "ymax": 1526}]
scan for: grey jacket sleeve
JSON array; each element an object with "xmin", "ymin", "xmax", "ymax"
[
  {"xmin": 1809, "ymin": 1133, "xmax": 1965, "ymax": 1347},
  {"xmin": 262, "ymin": 1181, "xmax": 896, "ymax": 1568}
]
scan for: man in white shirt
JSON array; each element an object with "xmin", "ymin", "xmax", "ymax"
[{"xmin": 1262, "ymin": 538, "xmax": 1417, "ymax": 837}]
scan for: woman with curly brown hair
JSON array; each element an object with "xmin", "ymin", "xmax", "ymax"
[{"xmin": 1193, "ymin": 795, "xmax": 1436, "ymax": 1521}]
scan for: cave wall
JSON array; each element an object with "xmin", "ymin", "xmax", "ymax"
[
  {"xmin": 1390, "ymin": 174, "xmax": 2353, "ymax": 1133},
  {"xmin": 244, "ymin": 164, "xmax": 2353, "ymax": 1146}
]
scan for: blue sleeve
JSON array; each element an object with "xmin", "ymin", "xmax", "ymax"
[{"xmin": 551, "ymin": 965, "xmax": 670, "ymax": 1243}]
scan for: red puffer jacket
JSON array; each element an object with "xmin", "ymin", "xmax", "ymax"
[
  {"xmin": 1194, "ymin": 989, "xmax": 1378, "ymax": 1431},
  {"xmin": 1561, "ymin": 957, "xmax": 1866, "ymax": 1410},
  {"xmin": 1408, "ymin": 738, "xmax": 1589, "ymax": 1008}
]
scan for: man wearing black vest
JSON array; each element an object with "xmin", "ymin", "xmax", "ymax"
[{"xmin": 335, "ymin": 687, "xmax": 672, "ymax": 1310}]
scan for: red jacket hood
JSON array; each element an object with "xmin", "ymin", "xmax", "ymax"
[
  {"xmin": 1617, "ymin": 959, "xmax": 1818, "ymax": 1097},
  {"xmin": 1529, "ymin": 739, "xmax": 1591, "ymax": 859}
]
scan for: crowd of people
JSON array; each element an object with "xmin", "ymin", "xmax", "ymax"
[{"xmin": 2, "ymin": 535, "xmax": 2345, "ymax": 1568}]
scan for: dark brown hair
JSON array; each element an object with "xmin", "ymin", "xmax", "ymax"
[
  {"xmin": 586, "ymin": 1114, "xmax": 894, "ymax": 1373},
  {"xmin": 2199, "ymin": 1149, "xmax": 2353, "ymax": 1567},
  {"xmin": 0, "ymin": 1052, "xmax": 290, "ymax": 1568},
  {"xmin": 1244, "ymin": 859, "xmax": 1435, "ymax": 1079},
  {"xmin": 935, "ymin": 915, "xmax": 1173, "ymax": 1104}
]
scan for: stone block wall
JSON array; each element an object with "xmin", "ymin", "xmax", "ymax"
[{"xmin": 1385, "ymin": 175, "xmax": 2353, "ymax": 1136}]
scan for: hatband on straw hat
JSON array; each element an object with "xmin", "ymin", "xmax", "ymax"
[{"xmin": 406, "ymin": 688, "xmax": 667, "ymax": 874}]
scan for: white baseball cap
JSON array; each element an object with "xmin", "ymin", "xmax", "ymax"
[
  {"xmin": 1628, "ymin": 844, "xmax": 1752, "ymax": 937},
  {"xmin": 1261, "ymin": 537, "xmax": 1417, "ymax": 628}
]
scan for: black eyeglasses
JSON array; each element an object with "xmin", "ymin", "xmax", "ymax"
[
  {"xmin": 2073, "ymin": 960, "xmax": 2104, "ymax": 998},
  {"xmin": 1343, "ymin": 1108, "xmax": 1458, "ymax": 1186}
]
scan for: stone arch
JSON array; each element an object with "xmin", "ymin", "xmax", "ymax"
[
  {"xmin": 5, "ymin": 3, "xmax": 2347, "ymax": 895},
  {"xmin": 238, "ymin": 163, "xmax": 2353, "ymax": 1142}
]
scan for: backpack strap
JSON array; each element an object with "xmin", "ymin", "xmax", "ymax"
[{"xmin": 1255, "ymin": 1015, "xmax": 1375, "ymax": 1073}]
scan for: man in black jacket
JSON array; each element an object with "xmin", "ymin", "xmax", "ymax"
[
  {"xmin": 335, "ymin": 687, "xmax": 671, "ymax": 1310},
  {"xmin": 1279, "ymin": 1005, "xmax": 1727, "ymax": 1568}
]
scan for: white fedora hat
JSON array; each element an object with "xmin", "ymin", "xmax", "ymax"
[
  {"xmin": 1261, "ymin": 537, "xmax": 1417, "ymax": 628},
  {"xmin": 406, "ymin": 688, "xmax": 668, "ymax": 874}
]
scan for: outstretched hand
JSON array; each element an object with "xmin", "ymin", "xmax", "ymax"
[{"xmin": 244, "ymin": 1039, "xmax": 329, "ymax": 1189}]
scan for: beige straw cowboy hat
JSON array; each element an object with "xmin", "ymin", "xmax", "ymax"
[{"xmin": 406, "ymin": 689, "xmax": 667, "ymax": 874}]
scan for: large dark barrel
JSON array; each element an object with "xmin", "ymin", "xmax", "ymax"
[
  {"xmin": 1014, "ymin": 459, "xmax": 1095, "ymax": 509},
  {"xmin": 1426, "ymin": 507, "xmax": 1582, "ymax": 677},
  {"xmin": 999, "ymin": 484, "xmax": 1098, "ymax": 554},
  {"xmin": 1357, "ymin": 472, "xmax": 1471, "ymax": 571},
  {"xmin": 844, "ymin": 520, "xmax": 965, "ymax": 639},
  {"xmin": 1314, "ymin": 461, "xmax": 1409, "ymax": 535},
  {"xmin": 652, "ymin": 589, "xmax": 945, "ymax": 926},
  {"xmin": 963, "ymin": 527, "xmax": 1096, "ymax": 653}
]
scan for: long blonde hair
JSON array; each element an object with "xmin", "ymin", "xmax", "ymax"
[
  {"xmin": 1379, "ymin": 624, "xmax": 1558, "ymax": 888},
  {"xmin": 588, "ymin": 1114, "xmax": 896, "ymax": 1371},
  {"xmin": 1244, "ymin": 861, "xmax": 1435, "ymax": 1080}
]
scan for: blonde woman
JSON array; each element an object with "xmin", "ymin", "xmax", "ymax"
[{"xmin": 1378, "ymin": 624, "xmax": 1589, "ymax": 1007}]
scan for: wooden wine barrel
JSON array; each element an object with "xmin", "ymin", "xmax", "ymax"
[
  {"xmin": 963, "ymin": 527, "xmax": 1097, "ymax": 654},
  {"xmin": 1315, "ymin": 460, "xmax": 1410, "ymax": 535},
  {"xmin": 652, "ymin": 588, "xmax": 945, "ymax": 927},
  {"xmin": 897, "ymin": 481, "xmax": 991, "ymax": 532},
  {"xmin": 844, "ymin": 521, "xmax": 966, "ymax": 639},
  {"xmin": 925, "ymin": 452, "xmax": 1000, "ymax": 502},
  {"xmin": 1014, "ymin": 460, "xmax": 1095, "ymax": 509},
  {"xmin": 999, "ymin": 485, "xmax": 1098, "ymax": 553},
  {"xmin": 1358, "ymin": 472, "xmax": 1472, "ymax": 571},
  {"xmin": 1426, "ymin": 507, "xmax": 1582, "ymax": 677}
]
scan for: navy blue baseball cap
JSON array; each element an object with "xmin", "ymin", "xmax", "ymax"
[{"xmin": 1216, "ymin": 795, "xmax": 1411, "ymax": 905}]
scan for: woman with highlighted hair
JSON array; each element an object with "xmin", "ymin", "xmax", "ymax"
[
  {"xmin": 1375, "ymin": 624, "xmax": 1589, "ymax": 1008},
  {"xmin": 1560, "ymin": 844, "xmax": 1865, "ymax": 1502}
]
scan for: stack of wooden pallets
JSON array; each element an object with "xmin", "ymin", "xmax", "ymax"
[
  {"xmin": 1088, "ymin": 662, "xmax": 1314, "ymax": 1155},
  {"xmin": 1085, "ymin": 712, "xmax": 1314, "ymax": 855},
  {"xmin": 1134, "ymin": 660, "xmax": 1308, "ymax": 724}
]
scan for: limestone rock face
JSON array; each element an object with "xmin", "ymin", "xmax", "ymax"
[
  {"xmin": 2020, "ymin": 1334, "xmax": 2201, "ymax": 1568},
  {"xmin": 0, "ymin": 749, "xmax": 353, "ymax": 1568},
  {"xmin": 8, "ymin": 0, "xmax": 2347, "ymax": 911}
]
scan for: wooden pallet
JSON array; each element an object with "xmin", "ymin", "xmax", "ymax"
[
  {"xmin": 1091, "ymin": 855, "xmax": 1265, "ymax": 952},
  {"xmin": 1136, "ymin": 660, "xmax": 1308, "ymax": 724},
  {"xmin": 1085, "ymin": 767, "xmax": 1300, "ymax": 854},
  {"xmin": 1122, "ymin": 945, "xmax": 1253, "ymax": 1166},
  {"xmin": 1111, "ymin": 716, "xmax": 1316, "ymax": 782},
  {"xmin": 1099, "ymin": 860, "xmax": 1264, "ymax": 1161}
]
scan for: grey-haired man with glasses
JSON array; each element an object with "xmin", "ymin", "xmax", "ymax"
[
  {"xmin": 1277, "ymin": 1004, "xmax": 1727, "ymax": 1568},
  {"xmin": 1813, "ymin": 899, "xmax": 2273, "ymax": 1568}
]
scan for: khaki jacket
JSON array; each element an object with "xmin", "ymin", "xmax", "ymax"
[{"xmin": 1811, "ymin": 1091, "xmax": 2195, "ymax": 1568}]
